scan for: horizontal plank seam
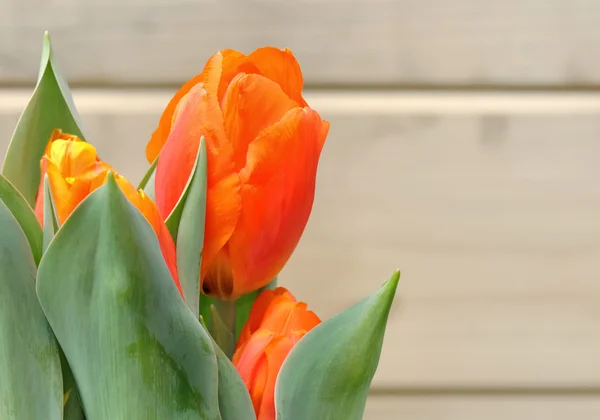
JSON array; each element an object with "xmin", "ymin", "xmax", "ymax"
[
  {"xmin": 5, "ymin": 82, "xmax": 600, "ymax": 92},
  {"xmin": 369, "ymin": 387, "xmax": 600, "ymax": 397},
  {"xmin": 5, "ymin": 89, "xmax": 600, "ymax": 115}
]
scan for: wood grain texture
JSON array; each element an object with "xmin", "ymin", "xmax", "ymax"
[
  {"xmin": 364, "ymin": 395, "xmax": 600, "ymax": 420},
  {"xmin": 2, "ymin": 0, "xmax": 600, "ymax": 86},
  {"xmin": 1, "ymin": 90, "xmax": 600, "ymax": 390}
]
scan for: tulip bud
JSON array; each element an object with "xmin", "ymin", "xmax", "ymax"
[
  {"xmin": 34, "ymin": 129, "xmax": 182, "ymax": 296},
  {"xmin": 150, "ymin": 48, "xmax": 329, "ymax": 300},
  {"xmin": 232, "ymin": 287, "xmax": 320, "ymax": 420}
]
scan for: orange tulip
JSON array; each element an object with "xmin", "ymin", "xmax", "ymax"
[
  {"xmin": 148, "ymin": 47, "xmax": 329, "ymax": 300},
  {"xmin": 233, "ymin": 287, "xmax": 320, "ymax": 420},
  {"xmin": 34, "ymin": 130, "xmax": 182, "ymax": 296}
]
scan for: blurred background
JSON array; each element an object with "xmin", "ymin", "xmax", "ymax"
[{"xmin": 2, "ymin": 1, "xmax": 600, "ymax": 419}]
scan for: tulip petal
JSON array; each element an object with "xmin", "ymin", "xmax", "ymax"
[
  {"xmin": 45, "ymin": 160, "xmax": 88, "ymax": 224},
  {"xmin": 204, "ymin": 50, "xmax": 260, "ymax": 103},
  {"xmin": 146, "ymin": 74, "xmax": 205, "ymax": 163},
  {"xmin": 236, "ymin": 288, "xmax": 296, "ymax": 349},
  {"xmin": 228, "ymin": 108, "xmax": 327, "ymax": 297},
  {"xmin": 259, "ymin": 334, "xmax": 303, "ymax": 420},
  {"xmin": 244, "ymin": 288, "xmax": 296, "ymax": 334},
  {"xmin": 155, "ymin": 84, "xmax": 242, "ymax": 286},
  {"xmin": 233, "ymin": 329, "xmax": 275, "ymax": 382},
  {"xmin": 248, "ymin": 47, "xmax": 307, "ymax": 107},
  {"xmin": 49, "ymin": 139, "xmax": 97, "ymax": 176},
  {"xmin": 146, "ymin": 49, "xmax": 258, "ymax": 163},
  {"xmin": 222, "ymin": 73, "xmax": 298, "ymax": 171},
  {"xmin": 261, "ymin": 300, "xmax": 321, "ymax": 337}
]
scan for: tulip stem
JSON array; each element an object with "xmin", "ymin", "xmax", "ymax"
[{"xmin": 210, "ymin": 299, "xmax": 237, "ymax": 359}]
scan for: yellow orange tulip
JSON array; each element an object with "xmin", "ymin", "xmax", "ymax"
[
  {"xmin": 34, "ymin": 130, "xmax": 182, "ymax": 295},
  {"xmin": 233, "ymin": 287, "xmax": 320, "ymax": 420},
  {"xmin": 149, "ymin": 48, "xmax": 329, "ymax": 300}
]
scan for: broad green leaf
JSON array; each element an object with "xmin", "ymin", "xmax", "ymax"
[
  {"xmin": 0, "ymin": 174, "xmax": 42, "ymax": 264},
  {"xmin": 171, "ymin": 138, "xmax": 207, "ymax": 317},
  {"xmin": 36, "ymin": 173, "xmax": 221, "ymax": 420},
  {"xmin": 275, "ymin": 271, "xmax": 400, "ymax": 420},
  {"xmin": 212, "ymin": 338, "xmax": 256, "ymax": 420},
  {"xmin": 0, "ymin": 176, "xmax": 84, "ymax": 418},
  {"xmin": 0, "ymin": 199, "xmax": 63, "ymax": 420},
  {"xmin": 42, "ymin": 175, "xmax": 59, "ymax": 253},
  {"xmin": 2, "ymin": 32, "xmax": 84, "ymax": 205}
]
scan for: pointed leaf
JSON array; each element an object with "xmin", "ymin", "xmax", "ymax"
[
  {"xmin": 275, "ymin": 271, "xmax": 400, "ymax": 420},
  {"xmin": 42, "ymin": 175, "xmax": 59, "ymax": 253},
  {"xmin": 212, "ymin": 338, "xmax": 256, "ymax": 420},
  {"xmin": 166, "ymin": 137, "xmax": 207, "ymax": 317},
  {"xmin": 0, "ymin": 174, "xmax": 42, "ymax": 264},
  {"xmin": 0, "ymin": 199, "xmax": 63, "ymax": 420},
  {"xmin": 2, "ymin": 32, "xmax": 84, "ymax": 205},
  {"xmin": 36, "ymin": 173, "xmax": 221, "ymax": 420},
  {"xmin": 210, "ymin": 302, "xmax": 236, "ymax": 358},
  {"xmin": 138, "ymin": 157, "xmax": 158, "ymax": 191}
]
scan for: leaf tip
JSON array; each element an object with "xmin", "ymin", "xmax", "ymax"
[
  {"xmin": 383, "ymin": 269, "xmax": 400, "ymax": 294},
  {"xmin": 42, "ymin": 31, "xmax": 52, "ymax": 48},
  {"xmin": 103, "ymin": 171, "xmax": 123, "ymax": 198},
  {"xmin": 377, "ymin": 270, "xmax": 400, "ymax": 314}
]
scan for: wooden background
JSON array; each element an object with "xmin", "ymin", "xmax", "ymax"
[{"xmin": 2, "ymin": 1, "xmax": 600, "ymax": 418}]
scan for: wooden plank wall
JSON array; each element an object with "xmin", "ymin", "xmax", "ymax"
[{"xmin": 2, "ymin": 1, "xmax": 600, "ymax": 418}]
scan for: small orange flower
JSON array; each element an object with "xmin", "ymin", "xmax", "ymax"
[
  {"xmin": 149, "ymin": 48, "xmax": 329, "ymax": 300},
  {"xmin": 233, "ymin": 287, "xmax": 320, "ymax": 420},
  {"xmin": 34, "ymin": 130, "xmax": 182, "ymax": 296}
]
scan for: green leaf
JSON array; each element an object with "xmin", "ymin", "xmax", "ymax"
[
  {"xmin": 59, "ymin": 349, "xmax": 86, "ymax": 420},
  {"xmin": 0, "ymin": 174, "xmax": 42, "ymax": 265},
  {"xmin": 210, "ymin": 301, "xmax": 236, "ymax": 359},
  {"xmin": 166, "ymin": 137, "xmax": 208, "ymax": 317},
  {"xmin": 275, "ymin": 270, "xmax": 400, "ymax": 420},
  {"xmin": 212, "ymin": 338, "xmax": 256, "ymax": 420},
  {"xmin": 200, "ymin": 294, "xmax": 215, "ymax": 333},
  {"xmin": 0, "ymin": 198, "xmax": 63, "ymax": 420},
  {"xmin": 138, "ymin": 157, "xmax": 158, "ymax": 194},
  {"xmin": 36, "ymin": 173, "xmax": 222, "ymax": 420},
  {"xmin": 2, "ymin": 31, "xmax": 84, "ymax": 205},
  {"xmin": 234, "ymin": 291, "xmax": 258, "ymax": 341},
  {"xmin": 173, "ymin": 138, "xmax": 208, "ymax": 317},
  {"xmin": 42, "ymin": 175, "xmax": 60, "ymax": 253},
  {"xmin": 0, "ymin": 176, "xmax": 84, "ymax": 418}
]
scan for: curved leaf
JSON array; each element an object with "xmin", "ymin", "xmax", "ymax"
[
  {"xmin": 212, "ymin": 340, "xmax": 256, "ymax": 420},
  {"xmin": 138, "ymin": 156, "xmax": 158, "ymax": 192},
  {"xmin": 42, "ymin": 175, "xmax": 60, "ymax": 253},
  {"xmin": 169, "ymin": 138, "xmax": 207, "ymax": 317},
  {"xmin": 275, "ymin": 271, "xmax": 400, "ymax": 420},
  {"xmin": 36, "ymin": 173, "xmax": 221, "ymax": 420},
  {"xmin": 2, "ymin": 31, "xmax": 84, "ymax": 205},
  {"xmin": 0, "ymin": 174, "xmax": 42, "ymax": 264},
  {"xmin": 0, "ymin": 199, "xmax": 63, "ymax": 420}
]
